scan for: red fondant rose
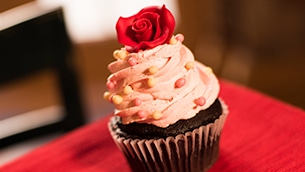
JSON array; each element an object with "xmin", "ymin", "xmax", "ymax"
[{"xmin": 116, "ymin": 5, "xmax": 175, "ymax": 52}]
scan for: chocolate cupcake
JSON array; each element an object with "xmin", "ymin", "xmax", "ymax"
[{"xmin": 105, "ymin": 5, "xmax": 228, "ymax": 172}]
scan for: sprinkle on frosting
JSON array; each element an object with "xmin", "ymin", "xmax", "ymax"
[
  {"xmin": 128, "ymin": 57, "xmax": 137, "ymax": 66},
  {"xmin": 195, "ymin": 96, "xmax": 206, "ymax": 106},
  {"xmin": 137, "ymin": 110, "xmax": 147, "ymax": 119},
  {"xmin": 112, "ymin": 95, "xmax": 123, "ymax": 105},
  {"xmin": 113, "ymin": 49, "xmax": 128, "ymax": 60},
  {"xmin": 112, "ymin": 50, "xmax": 120, "ymax": 59},
  {"xmin": 134, "ymin": 98, "xmax": 142, "ymax": 106},
  {"xmin": 185, "ymin": 61, "xmax": 195, "ymax": 70},
  {"xmin": 106, "ymin": 81, "xmax": 116, "ymax": 90},
  {"xmin": 103, "ymin": 91, "xmax": 111, "ymax": 101},
  {"xmin": 147, "ymin": 77, "xmax": 156, "ymax": 88},
  {"xmin": 169, "ymin": 36, "xmax": 178, "ymax": 45},
  {"xmin": 148, "ymin": 66, "xmax": 159, "ymax": 75},
  {"xmin": 175, "ymin": 33, "xmax": 185, "ymax": 42},
  {"xmin": 206, "ymin": 66, "xmax": 213, "ymax": 73},
  {"xmin": 152, "ymin": 111, "xmax": 162, "ymax": 120},
  {"xmin": 175, "ymin": 77, "xmax": 186, "ymax": 88},
  {"xmin": 123, "ymin": 85, "xmax": 133, "ymax": 94}
]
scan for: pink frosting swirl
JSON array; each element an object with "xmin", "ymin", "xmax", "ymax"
[{"xmin": 106, "ymin": 39, "xmax": 220, "ymax": 128}]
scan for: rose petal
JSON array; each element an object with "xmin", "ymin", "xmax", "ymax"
[
  {"xmin": 133, "ymin": 18, "xmax": 153, "ymax": 41},
  {"xmin": 115, "ymin": 5, "xmax": 175, "ymax": 52},
  {"xmin": 135, "ymin": 27, "xmax": 169, "ymax": 51},
  {"xmin": 138, "ymin": 12, "xmax": 161, "ymax": 40},
  {"xmin": 160, "ymin": 5, "xmax": 175, "ymax": 43},
  {"xmin": 135, "ymin": 28, "xmax": 153, "ymax": 42},
  {"xmin": 116, "ymin": 16, "xmax": 138, "ymax": 46},
  {"xmin": 132, "ymin": 18, "xmax": 150, "ymax": 33}
]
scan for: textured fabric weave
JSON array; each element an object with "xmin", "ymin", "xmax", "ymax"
[{"xmin": 1, "ymin": 80, "xmax": 305, "ymax": 172}]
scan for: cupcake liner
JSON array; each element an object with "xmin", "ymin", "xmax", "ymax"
[{"xmin": 109, "ymin": 100, "xmax": 228, "ymax": 172}]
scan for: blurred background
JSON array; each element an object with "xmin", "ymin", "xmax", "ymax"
[{"xmin": 0, "ymin": 0, "xmax": 304, "ymax": 166}]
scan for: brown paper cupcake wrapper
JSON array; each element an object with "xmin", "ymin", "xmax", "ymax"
[{"xmin": 109, "ymin": 100, "xmax": 228, "ymax": 172}]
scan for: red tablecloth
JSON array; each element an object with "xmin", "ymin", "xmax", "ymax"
[{"xmin": 1, "ymin": 80, "xmax": 305, "ymax": 172}]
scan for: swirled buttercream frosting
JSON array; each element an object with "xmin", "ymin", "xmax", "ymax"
[{"xmin": 104, "ymin": 37, "xmax": 220, "ymax": 128}]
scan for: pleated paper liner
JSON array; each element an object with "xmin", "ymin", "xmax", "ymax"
[{"xmin": 109, "ymin": 100, "xmax": 228, "ymax": 172}]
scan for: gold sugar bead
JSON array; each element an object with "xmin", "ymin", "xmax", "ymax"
[
  {"xmin": 123, "ymin": 85, "xmax": 133, "ymax": 94},
  {"xmin": 206, "ymin": 66, "xmax": 213, "ymax": 73},
  {"xmin": 147, "ymin": 77, "xmax": 156, "ymax": 88},
  {"xmin": 148, "ymin": 66, "xmax": 159, "ymax": 75},
  {"xmin": 112, "ymin": 95, "xmax": 123, "ymax": 105},
  {"xmin": 103, "ymin": 91, "xmax": 111, "ymax": 101},
  {"xmin": 113, "ymin": 50, "xmax": 120, "ymax": 59},
  {"xmin": 185, "ymin": 61, "xmax": 194, "ymax": 70},
  {"xmin": 152, "ymin": 111, "xmax": 162, "ymax": 120},
  {"xmin": 169, "ymin": 36, "xmax": 178, "ymax": 45},
  {"xmin": 113, "ymin": 49, "xmax": 128, "ymax": 60}
]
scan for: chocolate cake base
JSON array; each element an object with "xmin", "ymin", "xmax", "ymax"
[
  {"xmin": 114, "ymin": 99, "xmax": 223, "ymax": 139},
  {"xmin": 125, "ymin": 135, "xmax": 220, "ymax": 172},
  {"xmin": 108, "ymin": 98, "xmax": 228, "ymax": 172}
]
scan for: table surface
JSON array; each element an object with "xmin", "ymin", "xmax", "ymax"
[{"xmin": 1, "ymin": 80, "xmax": 305, "ymax": 172}]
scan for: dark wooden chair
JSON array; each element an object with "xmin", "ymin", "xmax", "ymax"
[{"xmin": 0, "ymin": 3, "xmax": 85, "ymax": 148}]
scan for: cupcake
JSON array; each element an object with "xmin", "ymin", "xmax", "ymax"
[{"xmin": 105, "ymin": 5, "xmax": 228, "ymax": 172}]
